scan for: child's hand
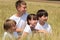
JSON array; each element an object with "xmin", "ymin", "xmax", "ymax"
[
  {"xmin": 38, "ymin": 30, "xmax": 48, "ymax": 35},
  {"xmin": 16, "ymin": 28, "xmax": 23, "ymax": 32}
]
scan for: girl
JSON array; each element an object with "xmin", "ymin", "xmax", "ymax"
[{"xmin": 21, "ymin": 14, "xmax": 37, "ymax": 40}]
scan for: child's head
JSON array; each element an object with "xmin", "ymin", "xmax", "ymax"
[
  {"xmin": 15, "ymin": 0, "xmax": 27, "ymax": 14},
  {"xmin": 27, "ymin": 14, "xmax": 37, "ymax": 27},
  {"xmin": 4, "ymin": 19, "xmax": 16, "ymax": 32},
  {"xmin": 37, "ymin": 9, "xmax": 48, "ymax": 23}
]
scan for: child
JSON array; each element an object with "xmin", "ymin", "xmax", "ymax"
[
  {"xmin": 2, "ymin": 19, "xmax": 17, "ymax": 40},
  {"xmin": 35, "ymin": 9, "xmax": 52, "ymax": 34},
  {"xmin": 9, "ymin": 0, "xmax": 28, "ymax": 38},
  {"xmin": 20, "ymin": 14, "xmax": 37, "ymax": 40}
]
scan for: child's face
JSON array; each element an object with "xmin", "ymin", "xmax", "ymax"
[
  {"xmin": 29, "ymin": 19, "xmax": 37, "ymax": 27},
  {"xmin": 10, "ymin": 23, "xmax": 16, "ymax": 32},
  {"xmin": 17, "ymin": 4, "xmax": 27, "ymax": 14},
  {"xmin": 39, "ymin": 15, "xmax": 48, "ymax": 23}
]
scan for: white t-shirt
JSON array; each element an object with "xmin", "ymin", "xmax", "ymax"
[
  {"xmin": 2, "ymin": 32, "xmax": 16, "ymax": 40},
  {"xmin": 23, "ymin": 24, "xmax": 32, "ymax": 34},
  {"xmin": 9, "ymin": 13, "xmax": 28, "ymax": 37},
  {"xmin": 10, "ymin": 13, "xmax": 28, "ymax": 29},
  {"xmin": 23, "ymin": 24, "xmax": 32, "ymax": 40},
  {"xmin": 35, "ymin": 22, "xmax": 52, "ymax": 33}
]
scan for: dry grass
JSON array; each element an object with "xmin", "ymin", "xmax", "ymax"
[{"xmin": 0, "ymin": 0, "xmax": 60, "ymax": 40}]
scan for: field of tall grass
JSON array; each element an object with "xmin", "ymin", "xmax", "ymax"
[{"xmin": 0, "ymin": 0, "xmax": 60, "ymax": 40}]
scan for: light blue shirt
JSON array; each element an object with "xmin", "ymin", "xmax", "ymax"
[
  {"xmin": 9, "ymin": 13, "xmax": 28, "ymax": 38},
  {"xmin": 35, "ymin": 22, "xmax": 52, "ymax": 33}
]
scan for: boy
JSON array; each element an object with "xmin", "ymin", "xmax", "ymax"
[
  {"xmin": 9, "ymin": 0, "xmax": 28, "ymax": 38},
  {"xmin": 35, "ymin": 9, "xmax": 52, "ymax": 34},
  {"xmin": 2, "ymin": 19, "xmax": 17, "ymax": 40}
]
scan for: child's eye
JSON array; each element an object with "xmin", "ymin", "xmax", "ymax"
[
  {"xmin": 44, "ymin": 15, "xmax": 48, "ymax": 17},
  {"xmin": 33, "ymin": 18, "xmax": 37, "ymax": 20}
]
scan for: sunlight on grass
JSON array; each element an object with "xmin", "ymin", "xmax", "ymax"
[{"xmin": 0, "ymin": 0, "xmax": 60, "ymax": 40}]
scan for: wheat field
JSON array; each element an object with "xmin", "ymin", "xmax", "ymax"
[{"xmin": 0, "ymin": 0, "xmax": 60, "ymax": 40}]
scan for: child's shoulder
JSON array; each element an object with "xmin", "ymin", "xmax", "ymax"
[
  {"xmin": 25, "ymin": 24, "xmax": 30, "ymax": 29},
  {"xmin": 9, "ymin": 15, "xmax": 17, "ymax": 19},
  {"xmin": 45, "ymin": 22, "xmax": 51, "ymax": 28},
  {"xmin": 3, "ymin": 32, "xmax": 8, "ymax": 36},
  {"xmin": 2, "ymin": 32, "xmax": 11, "ymax": 40},
  {"xmin": 45, "ymin": 22, "xmax": 50, "ymax": 25}
]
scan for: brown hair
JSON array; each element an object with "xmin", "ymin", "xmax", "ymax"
[
  {"xmin": 4, "ymin": 19, "xmax": 16, "ymax": 30},
  {"xmin": 15, "ymin": 0, "xmax": 26, "ymax": 9},
  {"xmin": 27, "ymin": 14, "xmax": 37, "ymax": 25}
]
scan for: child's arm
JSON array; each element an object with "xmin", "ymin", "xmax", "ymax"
[
  {"xmin": 16, "ymin": 28, "xmax": 23, "ymax": 32},
  {"xmin": 38, "ymin": 30, "xmax": 48, "ymax": 35},
  {"xmin": 16, "ymin": 23, "xmax": 26, "ymax": 32}
]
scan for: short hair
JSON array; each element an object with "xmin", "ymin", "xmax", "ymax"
[
  {"xmin": 27, "ymin": 14, "xmax": 37, "ymax": 25},
  {"xmin": 15, "ymin": 0, "xmax": 26, "ymax": 9},
  {"xmin": 4, "ymin": 19, "xmax": 16, "ymax": 31},
  {"xmin": 36, "ymin": 9, "xmax": 48, "ymax": 19}
]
